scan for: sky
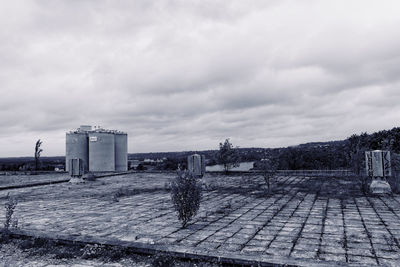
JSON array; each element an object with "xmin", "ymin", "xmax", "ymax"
[{"xmin": 1, "ymin": 0, "xmax": 400, "ymax": 157}]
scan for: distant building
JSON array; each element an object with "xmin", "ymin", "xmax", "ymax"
[{"xmin": 66, "ymin": 125, "xmax": 128, "ymax": 172}]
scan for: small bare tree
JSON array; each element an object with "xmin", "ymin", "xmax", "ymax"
[
  {"xmin": 259, "ymin": 154, "xmax": 279, "ymax": 195},
  {"xmin": 35, "ymin": 139, "xmax": 43, "ymax": 171}
]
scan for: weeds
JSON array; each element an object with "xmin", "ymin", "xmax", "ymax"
[
  {"xmin": 164, "ymin": 181, "xmax": 171, "ymax": 190},
  {"xmin": 387, "ymin": 173, "xmax": 400, "ymax": 194},
  {"xmin": 384, "ymin": 235, "xmax": 398, "ymax": 251},
  {"xmin": 356, "ymin": 175, "xmax": 370, "ymax": 194},
  {"xmin": 215, "ymin": 200, "xmax": 233, "ymax": 215},
  {"xmin": 2, "ymin": 235, "xmax": 221, "ymax": 266},
  {"xmin": 112, "ymin": 188, "xmax": 137, "ymax": 201},
  {"xmin": 81, "ymin": 244, "xmax": 106, "ymax": 259},
  {"xmin": 112, "ymin": 193, "xmax": 120, "ymax": 202},
  {"xmin": 11, "ymin": 218, "xmax": 18, "ymax": 230},
  {"xmin": 203, "ymin": 181, "xmax": 217, "ymax": 191},
  {"xmin": 151, "ymin": 252, "xmax": 175, "ymax": 267},
  {"xmin": 85, "ymin": 172, "xmax": 96, "ymax": 181},
  {"xmin": 3, "ymin": 193, "xmax": 18, "ymax": 235}
]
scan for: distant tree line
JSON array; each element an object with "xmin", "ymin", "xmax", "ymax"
[
  {"xmin": 3, "ymin": 127, "xmax": 400, "ymax": 172},
  {"xmin": 254, "ymin": 127, "xmax": 400, "ymax": 171},
  {"xmin": 270, "ymin": 144, "xmax": 349, "ymax": 170},
  {"xmin": 131, "ymin": 127, "xmax": 400, "ymax": 171},
  {"xmin": 0, "ymin": 162, "xmax": 61, "ymax": 172}
]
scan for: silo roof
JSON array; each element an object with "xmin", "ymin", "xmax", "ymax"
[{"xmin": 68, "ymin": 127, "xmax": 126, "ymax": 134}]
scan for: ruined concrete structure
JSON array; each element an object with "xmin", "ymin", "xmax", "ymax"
[
  {"xmin": 187, "ymin": 154, "xmax": 206, "ymax": 177},
  {"xmin": 66, "ymin": 126, "xmax": 127, "ymax": 172},
  {"xmin": 365, "ymin": 150, "xmax": 392, "ymax": 194}
]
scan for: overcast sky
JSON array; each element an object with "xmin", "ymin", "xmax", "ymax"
[{"xmin": 1, "ymin": 1, "xmax": 400, "ymax": 157}]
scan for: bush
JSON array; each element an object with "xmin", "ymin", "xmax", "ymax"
[
  {"xmin": 136, "ymin": 164, "xmax": 147, "ymax": 171},
  {"xmin": 85, "ymin": 172, "xmax": 96, "ymax": 181},
  {"xmin": 171, "ymin": 171, "xmax": 202, "ymax": 228},
  {"xmin": 388, "ymin": 174, "xmax": 400, "ymax": 194}
]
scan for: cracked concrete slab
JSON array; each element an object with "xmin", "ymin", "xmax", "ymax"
[{"xmin": 0, "ymin": 172, "xmax": 399, "ymax": 266}]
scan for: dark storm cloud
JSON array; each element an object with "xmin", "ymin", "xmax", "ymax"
[{"xmin": 1, "ymin": 0, "xmax": 400, "ymax": 156}]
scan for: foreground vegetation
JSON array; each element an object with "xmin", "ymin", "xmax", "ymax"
[{"xmin": 0, "ymin": 235, "xmax": 220, "ymax": 267}]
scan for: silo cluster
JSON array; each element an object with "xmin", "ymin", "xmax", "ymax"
[{"xmin": 66, "ymin": 126, "xmax": 127, "ymax": 172}]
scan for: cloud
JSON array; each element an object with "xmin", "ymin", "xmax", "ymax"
[{"xmin": 0, "ymin": 0, "xmax": 400, "ymax": 156}]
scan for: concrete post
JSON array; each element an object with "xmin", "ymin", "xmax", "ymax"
[
  {"xmin": 365, "ymin": 150, "xmax": 392, "ymax": 194},
  {"xmin": 188, "ymin": 154, "xmax": 206, "ymax": 178}
]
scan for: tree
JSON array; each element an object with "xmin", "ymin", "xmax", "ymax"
[
  {"xmin": 389, "ymin": 153, "xmax": 400, "ymax": 193},
  {"xmin": 216, "ymin": 139, "xmax": 240, "ymax": 174},
  {"xmin": 34, "ymin": 139, "xmax": 43, "ymax": 171},
  {"xmin": 346, "ymin": 133, "xmax": 369, "ymax": 175}
]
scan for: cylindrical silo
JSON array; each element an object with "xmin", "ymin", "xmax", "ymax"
[
  {"xmin": 88, "ymin": 132, "xmax": 115, "ymax": 172},
  {"xmin": 65, "ymin": 132, "xmax": 89, "ymax": 172},
  {"xmin": 115, "ymin": 133, "xmax": 128, "ymax": 171}
]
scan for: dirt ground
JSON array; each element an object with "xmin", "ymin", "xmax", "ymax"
[
  {"xmin": 0, "ymin": 242, "xmax": 148, "ymax": 267},
  {"xmin": 0, "ymin": 237, "xmax": 219, "ymax": 267}
]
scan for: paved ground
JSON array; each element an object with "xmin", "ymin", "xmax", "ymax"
[{"xmin": 1, "ymin": 172, "xmax": 400, "ymax": 266}]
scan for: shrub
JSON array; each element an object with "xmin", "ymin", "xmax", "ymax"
[
  {"xmin": 85, "ymin": 172, "xmax": 96, "ymax": 181},
  {"xmin": 136, "ymin": 164, "xmax": 147, "ymax": 171},
  {"xmin": 171, "ymin": 171, "xmax": 202, "ymax": 228},
  {"xmin": 357, "ymin": 175, "xmax": 371, "ymax": 194}
]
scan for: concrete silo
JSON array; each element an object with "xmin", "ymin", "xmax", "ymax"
[
  {"xmin": 66, "ymin": 126, "xmax": 128, "ymax": 173},
  {"xmin": 114, "ymin": 133, "xmax": 128, "ymax": 171},
  {"xmin": 65, "ymin": 132, "xmax": 89, "ymax": 172},
  {"xmin": 88, "ymin": 132, "xmax": 115, "ymax": 172}
]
